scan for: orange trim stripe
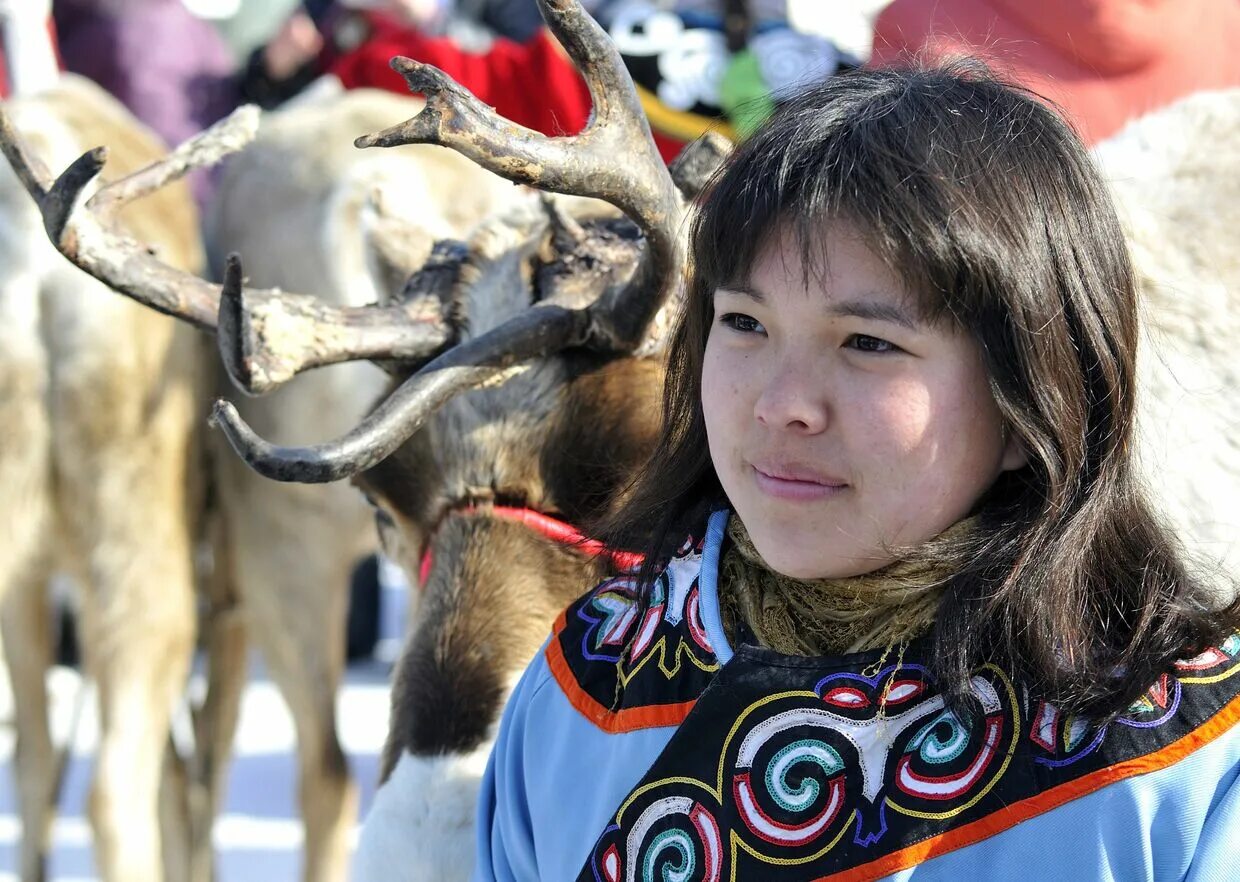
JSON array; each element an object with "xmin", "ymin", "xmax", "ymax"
[
  {"xmin": 545, "ymin": 608, "xmax": 699, "ymax": 734},
  {"xmin": 818, "ymin": 689, "xmax": 1240, "ymax": 882}
]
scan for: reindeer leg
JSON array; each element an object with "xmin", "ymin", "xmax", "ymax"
[
  {"xmin": 225, "ymin": 467, "xmax": 368, "ymax": 882},
  {"xmin": 73, "ymin": 507, "xmax": 196, "ymax": 882},
  {"xmin": 70, "ymin": 494, "xmax": 196, "ymax": 882},
  {"xmin": 0, "ymin": 271, "xmax": 56, "ymax": 882},
  {"xmin": 188, "ymin": 510, "xmax": 248, "ymax": 882},
  {"xmin": 1, "ymin": 573, "xmax": 55, "ymax": 882},
  {"xmin": 51, "ymin": 315, "xmax": 201, "ymax": 882},
  {"xmin": 160, "ymin": 734, "xmax": 192, "ymax": 882}
]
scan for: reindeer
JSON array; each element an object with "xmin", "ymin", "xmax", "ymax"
[
  {"xmin": 1089, "ymin": 88, "xmax": 1240, "ymax": 582},
  {"xmin": 1, "ymin": 7, "xmax": 527, "ymax": 879},
  {"xmin": 0, "ymin": 63, "xmax": 241, "ymax": 882},
  {"xmin": 3, "ymin": 7, "xmax": 531, "ymax": 881},
  {"xmin": 198, "ymin": 81, "xmax": 525, "ymax": 882},
  {"xmin": 2, "ymin": 4, "xmax": 699, "ymax": 876},
  {"xmin": 0, "ymin": 77, "xmax": 517, "ymax": 882},
  {"xmin": 2, "ymin": 2, "xmax": 1237, "ymax": 879}
]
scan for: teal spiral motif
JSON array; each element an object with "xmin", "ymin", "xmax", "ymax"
[
  {"xmin": 642, "ymin": 829, "xmax": 694, "ymax": 882},
  {"xmin": 765, "ymin": 739, "xmax": 845, "ymax": 812},
  {"xmin": 604, "ymin": 795, "xmax": 721, "ymax": 882},
  {"xmin": 731, "ymin": 708, "xmax": 852, "ymax": 850},
  {"xmin": 909, "ymin": 709, "xmax": 970, "ymax": 765}
]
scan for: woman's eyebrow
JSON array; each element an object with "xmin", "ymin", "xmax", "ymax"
[
  {"xmin": 715, "ymin": 282, "xmax": 764, "ymax": 302},
  {"xmin": 826, "ymin": 298, "xmax": 922, "ymax": 330}
]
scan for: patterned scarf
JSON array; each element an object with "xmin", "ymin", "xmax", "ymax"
[{"xmin": 718, "ymin": 514, "xmax": 974, "ymax": 657}]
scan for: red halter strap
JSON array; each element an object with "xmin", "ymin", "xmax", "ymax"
[{"xmin": 417, "ymin": 505, "xmax": 645, "ymax": 588}]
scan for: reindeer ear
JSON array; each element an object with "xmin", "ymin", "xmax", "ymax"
[{"xmin": 540, "ymin": 354, "xmax": 665, "ymax": 527}]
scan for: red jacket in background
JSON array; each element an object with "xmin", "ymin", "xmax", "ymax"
[
  {"xmin": 328, "ymin": 16, "xmax": 592, "ymax": 139},
  {"xmin": 871, "ymin": 0, "xmax": 1240, "ymax": 145}
]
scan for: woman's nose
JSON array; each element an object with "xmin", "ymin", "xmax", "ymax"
[{"xmin": 753, "ymin": 362, "xmax": 829, "ymax": 434}]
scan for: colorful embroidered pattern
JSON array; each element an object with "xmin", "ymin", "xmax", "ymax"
[
  {"xmin": 578, "ymin": 636, "xmax": 1240, "ymax": 882},
  {"xmin": 546, "ymin": 535, "xmax": 721, "ymax": 733},
  {"xmin": 1029, "ymin": 630, "xmax": 1240, "ymax": 769}
]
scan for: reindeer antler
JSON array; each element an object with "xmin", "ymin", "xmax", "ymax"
[
  {"xmin": 0, "ymin": 104, "xmax": 463, "ymax": 394},
  {"xmin": 2, "ymin": 0, "xmax": 722, "ymax": 482},
  {"xmin": 211, "ymin": 0, "xmax": 711, "ymax": 482},
  {"xmin": 356, "ymin": 0, "xmax": 683, "ymax": 346}
]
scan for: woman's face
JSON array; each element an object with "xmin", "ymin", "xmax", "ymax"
[{"xmin": 701, "ymin": 222, "xmax": 1026, "ymax": 579}]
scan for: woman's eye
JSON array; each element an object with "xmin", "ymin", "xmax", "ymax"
[
  {"xmin": 845, "ymin": 333, "xmax": 899, "ymax": 353},
  {"xmin": 720, "ymin": 313, "xmax": 765, "ymax": 335}
]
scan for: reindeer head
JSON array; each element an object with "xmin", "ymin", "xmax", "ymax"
[{"xmin": 355, "ymin": 194, "xmax": 671, "ymax": 772}]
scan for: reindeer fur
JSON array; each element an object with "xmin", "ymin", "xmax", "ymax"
[
  {"xmin": 0, "ymin": 75, "xmax": 207, "ymax": 882},
  {"xmin": 1093, "ymin": 88, "xmax": 1240, "ymax": 584}
]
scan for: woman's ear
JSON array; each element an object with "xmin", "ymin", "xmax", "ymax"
[{"xmin": 1000, "ymin": 427, "xmax": 1029, "ymax": 472}]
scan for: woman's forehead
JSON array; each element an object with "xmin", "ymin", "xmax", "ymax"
[{"xmin": 726, "ymin": 221, "xmax": 933, "ymax": 318}]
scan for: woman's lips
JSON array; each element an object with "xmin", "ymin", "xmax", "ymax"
[{"xmin": 750, "ymin": 465, "xmax": 848, "ymax": 502}]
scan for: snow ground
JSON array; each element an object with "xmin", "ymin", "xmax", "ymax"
[{"xmin": 0, "ymin": 657, "xmax": 394, "ymax": 882}]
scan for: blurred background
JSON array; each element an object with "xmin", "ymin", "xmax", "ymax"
[{"xmin": 2, "ymin": 0, "xmax": 1240, "ymax": 879}]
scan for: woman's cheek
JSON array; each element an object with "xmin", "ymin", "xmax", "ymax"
[
  {"xmin": 705, "ymin": 348, "xmax": 750, "ymax": 410},
  {"xmin": 701, "ymin": 355, "xmax": 737, "ymax": 433},
  {"xmin": 855, "ymin": 377, "xmax": 935, "ymax": 457}
]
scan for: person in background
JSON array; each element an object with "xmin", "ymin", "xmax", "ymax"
[
  {"xmin": 325, "ymin": 0, "xmax": 853, "ymax": 162},
  {"xmin": 238, "ymin": 0, "xmax": 543, "ymax": 108},
  {"xmin": 599, "ymin": 0, "xmax": 854, "ymax": 155},
  {"xmin": 52, "ymin": 0, "xmax": 237, "ymax": 204},
  {"xmin": 236, "ymin": 1, "xmax": 330, "ymax": 108},
  {"xmin": 53, "ymin": 0, "xmax": 237, "ymax": 147},
  {"xmin": 323, "ymin": 0, "xmax": 595, "ymax": 140},
  {"xmin": 871, "ymin": 0, "xmax": 1240, "ymax": 145}
]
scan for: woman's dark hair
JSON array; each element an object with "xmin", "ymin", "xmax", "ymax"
[{"xmin": 599, "ymin": 61, "xmax": 1239, "ymax": 719}]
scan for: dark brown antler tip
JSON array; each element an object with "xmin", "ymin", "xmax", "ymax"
[
  {"xmin": 207, "ymin": 398, "xmax": 233, "ymax": 431},
  {"xmin": 45, "ymin": 146, "xmax": 109, "ymax": 243},
  {"xmin": 217, "ymin": 253, "xmax": 261, "ymax": 395},
  {"xmin": 669, "ymin": 131, "xmax": 732, "ymax": 199},
  {"xmin": 209, "ymin": 398, "xmax": 298, "ymax": 478}
]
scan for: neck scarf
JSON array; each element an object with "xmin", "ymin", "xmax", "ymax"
[{"xmin": 718, "ymin": 514, "xmax": 974, "ymax": 657}]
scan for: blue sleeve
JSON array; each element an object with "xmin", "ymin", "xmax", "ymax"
[
  {"xmin": 471, "ymin": 644, "xmax": 554, "ymax": 882},
  {"xmin": 1186, "ymin": 755, "xmax": 1240, "ymax": 880}
]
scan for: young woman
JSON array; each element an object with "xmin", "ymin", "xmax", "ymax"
[{"xmin": 472, "ymin": 63, "xmax": 1240, "ymax": 881}]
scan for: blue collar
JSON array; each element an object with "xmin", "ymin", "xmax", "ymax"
[{"xmin": 697, "ymin": 507, "xmax": 735, "ymax": 663}]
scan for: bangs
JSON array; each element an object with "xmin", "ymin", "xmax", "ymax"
[{"xmin": 689, "ymin": 63, "xmax": 1059, "ymax": 329}]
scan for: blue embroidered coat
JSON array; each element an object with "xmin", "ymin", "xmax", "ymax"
[{"xmin": 472, "ymin": 510, "xmax": 1240, "ymax": 881}]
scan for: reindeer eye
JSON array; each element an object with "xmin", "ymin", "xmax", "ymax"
[{"xmin": 361, "ymin": 492, "xmax": 396, "ymax": 527}]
